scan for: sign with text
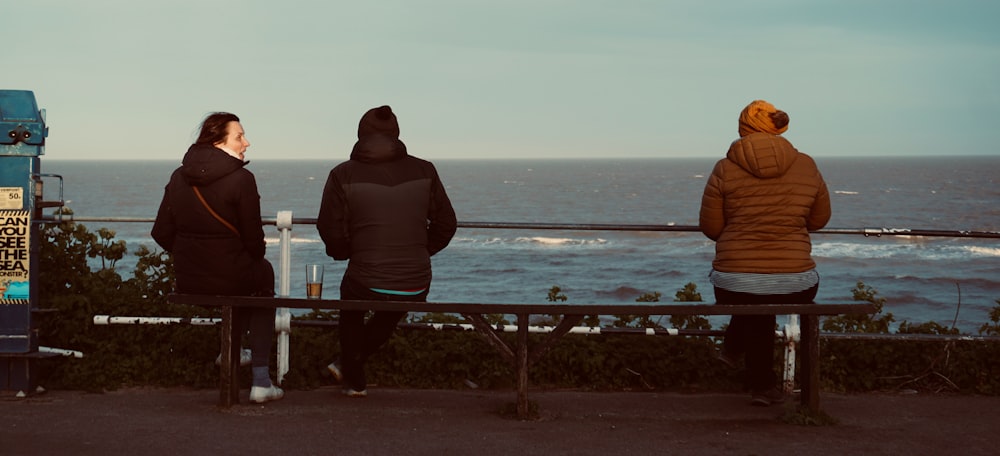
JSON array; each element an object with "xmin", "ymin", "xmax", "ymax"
[
  {"xmin": 0, "ymin": 187, "xmax": 24, "ymax": 210},
  {"xmin": 0, "ymin": 210, "xmax": 30, "ymax": 303}
]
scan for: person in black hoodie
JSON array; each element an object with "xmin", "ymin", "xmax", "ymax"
[
  {"xmin": 152, "ymin": 112, "xmax": 283, "ymax": 404},
  {"xmin": 317, "ymin": 105, "xmax": 457, "ymax": 397}
]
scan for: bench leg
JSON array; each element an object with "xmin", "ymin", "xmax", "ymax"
[
  {"xmin": 528, "ymin": 315, "xmax": 585, "ymax": 366},
  {"xmin": 220, "ymin": 306, "xmax": 240, "ymax": 407},
  {"xmin": 464, "ymin": 312, "xmax": 583, "ymax": 420},
  {"xmin": 800, "ymin": 315, "xmax": 820, "ymax": 411},
  {"xmin": 462, "ymin": 314, "xmax": 515, "ymax": 363},
  {"xmin": 461, "ymin": 313, "xmax": 530, "ymax": 419},
  {"xmin": 515, "ymin": 313, "xmax": 530, "ymax": 419}
]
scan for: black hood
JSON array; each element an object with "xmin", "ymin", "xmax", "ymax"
[
  {"xmin": 179, "ymin": 144, "xmax": 248, "ymax": 186},
  {"xmin": 349, "ymin": 134, "xmax": 407, "ymax": 164}
]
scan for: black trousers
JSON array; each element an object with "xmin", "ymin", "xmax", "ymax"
[
  {"xmin": 714, "ymin": 284, "xmax": 818, "ymax": 392},
  {"xmin": 338, "ymin": 277, "xmax": 428, "ymax": 391},
  {"xmin": 233, "ymin": 258, "xmax": 276, "ymax": 368}
]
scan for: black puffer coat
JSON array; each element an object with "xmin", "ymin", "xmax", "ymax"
[
  {"xmin": 152, "ymin": 144, "xmax": 268, "ymax": 296},
  {"xmin": 316, "ymin": 133, "xmax": 457, "ymax": 292}
]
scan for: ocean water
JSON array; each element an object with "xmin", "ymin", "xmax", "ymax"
[{"xmin": 39, "ymin": 156, "xmax": 1000, "ymax": 333}]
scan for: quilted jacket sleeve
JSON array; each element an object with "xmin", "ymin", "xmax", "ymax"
[{"xmin": 699, "ymin": 160, "xmax": 726, "ymax": 241}]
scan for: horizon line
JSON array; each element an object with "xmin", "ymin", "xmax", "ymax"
[{"xmin": 39, "ymin": 153, "xmax": 998, "ymax": 162}]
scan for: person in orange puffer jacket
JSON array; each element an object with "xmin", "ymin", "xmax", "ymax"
[{"xmin": 699, "ymin": 99, "xmax": 832, "ymax": 406}]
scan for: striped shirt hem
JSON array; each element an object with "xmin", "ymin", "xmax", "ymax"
[{"xmin": 709, "ymin": 269, "xmax": 819, "ymax": 295}]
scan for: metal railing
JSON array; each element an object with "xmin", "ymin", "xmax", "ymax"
[{"xmin": 47, "ymin": 214, "xmax": 1000, "ymax": 239}]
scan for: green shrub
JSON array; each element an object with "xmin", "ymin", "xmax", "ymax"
[
  {"xmin": 38, "ymin": 214, "xmax": 217, "ymax": 391},
  {"xmin": 818, "ymin": 284, "xmax": 1000, "ymax": 394},
  {"xmin": 980, "ymin": 299, "xmax": 1000, "ymax": 336}
]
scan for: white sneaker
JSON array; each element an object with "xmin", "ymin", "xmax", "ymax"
[
  {"xmin": 250, "ymin": 384, "xmax": 284, "ymax": 403},
  {"xmin": 343, "ymin": 388, "xmax": 367, "ymax": 398},
  {"xmin": 215, "ymin": 348, "xmax": 252, "ymax": 367},
  {"xmin": 327, "ymin": 361, "xmax": 343, "ymax": 382}
]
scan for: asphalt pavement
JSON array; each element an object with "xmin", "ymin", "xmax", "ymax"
[{"xmin": 3, "ymin": 386, "xmax": 998, "ymax": 455}]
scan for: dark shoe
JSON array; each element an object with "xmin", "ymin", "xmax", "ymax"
[
  {"xmin": 751, "ymin": 388, "xmax": 787, "ymax": 407},
  {"xmin": 341, "ymin": 355, "xmax": 367, "ymax": 393},
  {"xmin": 716, "ymin": 350, "xmax": 739, "ymax": 369}
]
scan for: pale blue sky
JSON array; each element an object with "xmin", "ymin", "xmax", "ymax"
[{"xmin": 5, "ymin": 0, "xmax": 998, "ymax": 161}]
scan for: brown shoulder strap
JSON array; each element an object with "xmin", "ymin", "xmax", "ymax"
[{"xmin": 192, "ymin": 186, "xmax": 241, "ymax": 237}]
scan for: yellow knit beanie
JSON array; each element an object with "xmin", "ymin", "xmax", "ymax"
[{"xmin": 738, "ymin": 100, "xmax": 789, "ymax": 137}]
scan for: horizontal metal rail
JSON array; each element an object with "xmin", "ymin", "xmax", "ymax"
[
  {"xmin": 38, "ymin": 214, "xmax": 1000, "ymax": 238},
  {"xmin": 93, "ymin": 314, "xmax": 1000, "ymax": 342}
]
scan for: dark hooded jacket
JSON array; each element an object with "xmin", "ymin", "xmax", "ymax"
[
  {"xmin": 316, "ymin": 106, "xmax": 457, "ymax": 291},
  {"xmin": 151, "ymin": 144, "xmax": 268, "ymax": 296},
  {"xmin": 699, "ymin": 132, "xmax": 831, "ymax": 273}
]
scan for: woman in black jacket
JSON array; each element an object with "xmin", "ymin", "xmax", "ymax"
[{"xmin": 152, "ymin": 112, "xmax": 283, "ymax": 403}]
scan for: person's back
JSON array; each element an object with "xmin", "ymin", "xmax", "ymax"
[
  {"xmin": 322, "ymin": 134, "xmax": 454, "ymax": 291},
  {"xmin": 700, "ymin": 131, "xmax": 831, "ymax": 273},
  {"xmin": 699, "ymin": 100, "xmax": 831, "ymax": 407},
  {"xmin": 317, "ymin": 105, "xmax": 457, "ymax": 397},
  {"xmin": 151, "ymin": 112, "xmax": 282, "ymax": 404},
  {"xmin": 153, "ymin": 143, "xmax": 266, "ymax": 296}
]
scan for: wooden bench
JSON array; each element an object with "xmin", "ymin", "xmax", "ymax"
[{"xmin": 167, "ymin": 294, "xmax": 874, "ymax": 418}]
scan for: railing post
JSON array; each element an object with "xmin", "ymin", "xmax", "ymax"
[
  {"xmin": 782, "ymin": 314, "xmax": 800, "ymax": 394},
  {"xmin": 275, "ymin": 211, "xmax": 293, "ymax": 385}
]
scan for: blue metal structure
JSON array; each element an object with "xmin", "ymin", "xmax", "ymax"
[{"xmin": 0, "ymin": 89, "xmax": 49, "ymax": 392}]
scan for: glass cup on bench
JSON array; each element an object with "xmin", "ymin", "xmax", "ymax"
[{"xmin": 305, "ymin": 264, "xmax": 324, "ymax": 299}]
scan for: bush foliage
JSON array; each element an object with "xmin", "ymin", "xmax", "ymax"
[{"xmin": 35, "ymin": 218, "xmax": 1000, "ymax": 395}]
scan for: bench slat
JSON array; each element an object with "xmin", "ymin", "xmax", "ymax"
[{"xmin": 167, "ymin": 295, "xmax": 875, "ymax": 316}]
